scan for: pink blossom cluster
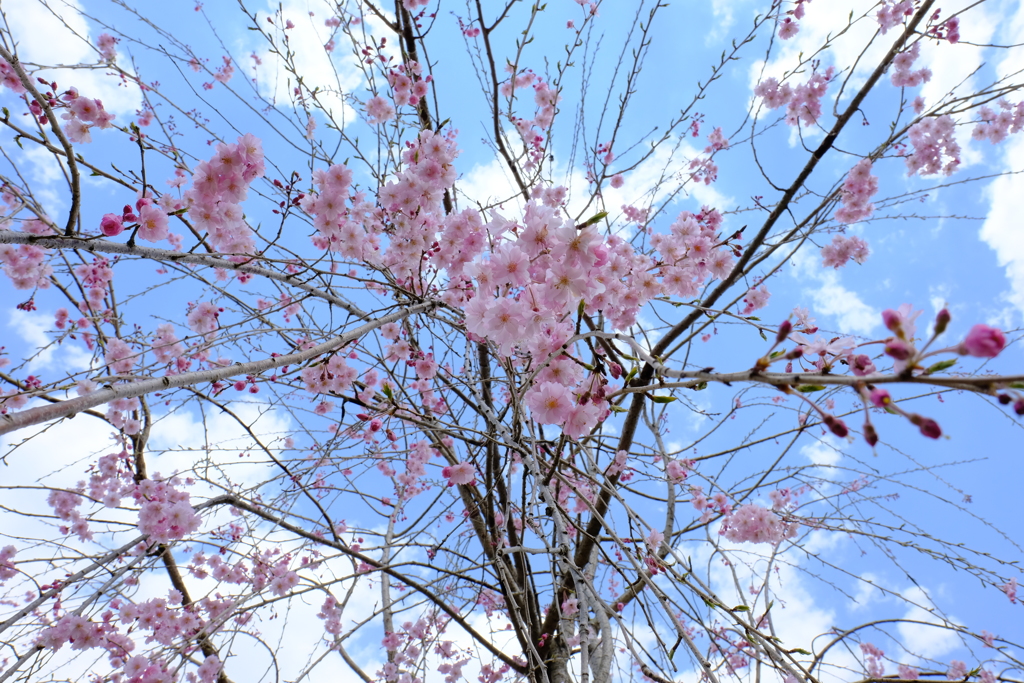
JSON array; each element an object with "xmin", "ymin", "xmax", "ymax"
[
  {"xmin": 876, "ymin": 0, "xmax": 913, "ymax": 33},
  {"xmin": 60, "ymin": 87, "xmax": 115, "ymax": 144},
  {"xmin": 105, "ymin": 396, "xmax": 143, "ymax": 434},
  {"xmin": 1003, "ymin": 577, "xmax": 1018, "ymax": 603},
  {"xmin": 97, "ymin": 593, "xmax": 225, "ymax": 683},
  {"xmin": 186, "ymin": 301, "xmax": 223, "ymax": 340},
  {"xmin": 213, "ymin": 56, "xmax": 234, "ymax": 84},
  {"xmin": 391, "ymin": 440, "xmax": 439, "ymax": 500},
  {"xmin": 502, "ymin": 69, "xmax": 560, "ymax": 170},
  {"xmin": 778, "ymin": 0, "xmax": 811, "ymax": 41},
  {"xmin": 318, "ymin": 594, "xmax": 344, "ymax": 637},
  {"xmin": 0, "ymin": 545, "xmax": 15, "ymax": 582},
  {"xmin": 379, "ymin": 129, "xmax": 461, "ymax": 282},
  {"xmin": 742, "ymin": 285, "xmax": 771, "ymax": 315},
  {"xmin": 0, "ymin": 55, "xmax": 26, "ymax": 93},
  {"xmin": 300, "ymin": 162, "xmax": 381, "ymax": 261},
  {"xmin": 721, "ymin": 503, "xmax": 798, "ymax": 545},
  {"xmin": 103, "ymin": 339, "xmax": 138, "ymax": 377},
  {"xmin": 96, "ymin": 33, "xmax": 118, "ymax": 61},
  {"xmin": 249, "ymin": 549, "xmax": 301, "ymax": 596},
  {"xmin": 86, "ymin": 451, "xmax": 133, "ymax": 507},
  {"xmin": 73, "ymin": 256, "xmax": 114, "ymax": 314},
  {"xmin": 47, "ymin": 488, "xmax": 93, "ymax": 541},
  {"xmin": 890, "ymin": 43, "xmax": 931, "ymax": 88},
  {"xmin": 301, "ymin": 351, "xmax": 359, "ymax": 395},
  {"xmin": 861, "ymin": 642, "xmax": 885, "ymax": 678},
  {"xmin": 691, "ymin": 485, "xmax": 732, "ymax": 523},
  {"xmin": 184, "ymin": 133, "xmax": 266, "ymax": 253},
  {"xmin": 835, "ymin": 159, "xmax": 878, "ymax": 224},
  {"xmin": 378, "ymin": 617, "xmax": 439, "ymax": 682},
  {"xmin": 821, "ymin": 234, "xmax": 870, "ymax": 268},
  {"xmin": 365, "ymin": 95, "xmax": 395, "ymax": 124},
  {"xmin": 972, "ymin": 100, "xmax": 1024, "ymax": 144},
  {"xmin": 754, "ymin": 67, "xmax": 835, "ymax": 127},
  {"xmin": 35, "ymin": 612, "xmax": 140, "ymax": 678},
  {"xmin": 905, "ymin": 115, "xmax": 960, "ymax": 176},
  {"xmin": 386, "ymin": 59, "xmax": 430, "ymax": 108},
  {"xmin": 936, "ymin": 16, "xmax": 960, "ymax": 44},
  {"xmin": 132, "ymin": 477, "xmax": 201, "ymax": 544},
  {"xmin": 666, "ymin": 458, "xmax": 691, "ymax": 481},
  {"xmin": 0, "ymin": 242, "xmax": 52, "ymax": 290},
  {"xmin": 151, "ymin": 323, "xmax": 185, "ymax": 366}
]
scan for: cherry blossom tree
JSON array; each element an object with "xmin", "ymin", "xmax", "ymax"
[{"xmin": 0, "ymin": 1, "xmax": 1022, "ymax": 682}]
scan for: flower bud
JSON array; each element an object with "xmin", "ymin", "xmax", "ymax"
[
  {"xmin": 997, "ymin": 393, "xmax": 1011, "ymax": 405},
  {"xmin": 99, "ymin": 213, "xmax": 124, "ymax": 237},
  {"xmin": 909, "ymin": 413, "xmax": 942, "ymax": 439},
  {"xmin": 934, "ymin": 308, "xmax": 951, "ymax": 335},
  {"xmin": 881, "ymin": 309, "xmax": 903, "ymax": 336},
  {"xmin": 959, "ymin": 324, "xmax": 1006, "ymax": 358},
  {"xmin": 1014, "ymin": 399, "xmax": 1024, "ymax": 416},
  {"xmin": 884, "ymin": 338, "xmax": 913, "ymax": 361},
  {"xmin": 863, "ymin": 422, "xmax": 879, "ymax": 447},
  {"xmin": 776, "ymin": 320, "xmax": 792, "ymax": 344},
  {"xmin": 823, "ymin": 414, "xmax": 848, "ymax": 438},
  {"xmin": 785, "ymin": 346, "xmax": 803, "ymax": 361}
]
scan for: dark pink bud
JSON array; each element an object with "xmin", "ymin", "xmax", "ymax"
[
  {"xmin": 785, "ymin": 346, "xmax": 803, "ymax": 360},
  {"xmin": 776, "ymin": 320, "xmax": 792, "ymax": 344},
  {"xmin": 1014, "ymin": 399, "xmax": 1024, "ymax": 416},
  {"xmin": 863, "ymin": 422, "xmax": 879, "ymax": 447},
  {"xmin": 608, "ymin": 362, "xmax": 622, "ymax": 380},
  {"xmin": 884, "ymin": 338, "xmax": 913, "ymax": 361},
  {"xmin": 823, "ymin": 414, "xmax": 848, "ymax": 438},
  {"xmin": 934, "ymin": 308, "xmax": 951, "ymax": 335},
  {"xmin": 881, "ymin": 308, "xmax": 902, "ymax": 335},
  {"xmin": 910, "ymin": 413, "xmax": 942, "ymax": 439},
  {"xmin": 960, "ymin": 324, "xmax": 1006, "ymax": 358},
  {"xmin": 997, "ymin": 394, "xmax": 1011, "ymax": 405},
  {"xmin": 100, "ymin": 213, "xmax": 124, "ymax": 236}
]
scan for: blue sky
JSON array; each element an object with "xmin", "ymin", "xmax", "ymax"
[{"xmin": 1, "ymin": 0, "xmax": 1023, "ymax": 681}]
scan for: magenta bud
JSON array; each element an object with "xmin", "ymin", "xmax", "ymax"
[
  {"xmin": 608, "ymin": 362, "xmax": 622, "ymax": 379},
  {"xmin": 823, "ymin": 414, "xmax": 848, "ymax": 438},
  {"xmin": 776, "ymin": 320, "xmax": 792, "ymax": 344},
  {"xmin": 998, "ymin": 394, "xmax": 1011, "ymax": 405},
  {"xmin": 934, "ymin": 308, "xmax": 951, "ymax": 335},
  {"xmin": 100, "ymin": 213, "xmax": 124, "ymax": 236},
  {"xmin": 785, "ymin": 347, "xmax": 803, "ymax": 361},
  {"xmin": 909, "ymin": 414, "xmax": 942, "ymax": 439},
  {"xmin": 1014, "ymin": 399, "xmax": 1024, "ymax": 416},
  {"xmin": 884, "ymin": 338, "xmax": 913, "ymax": 361},
  {"xmin": 960, "ymin": 324, "xmax": 1006, "ymax": 358},
  {"xmin": 881, "ymin": 309, "xmax": 902, "ymax": 335},
  {"xmin": 863, "ymin": 422, "xmax": 879, "ymax": 447}
]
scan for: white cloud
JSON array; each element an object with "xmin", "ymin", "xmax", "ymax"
[
  {"xmin": 895, "ymin": 586, "xmax": 962, "ymax": 660},
  {"xmin": 2, "ymin": 0, "xmax": 140, "ymax": 116},
  {"xmin": 252, "ymin": 0, "xmax": 394, "ymax": 125},
  {"xmin": 147, "ymin": 401, "xmax": 292, "ymax": 487},
  {"xmin": 455, "ymin": 135, "xmax": 733, "ymax": 224},
  {"xmin": 802, "ymin": 438, "xmax": 842, "ymax": 468},
  {"xmin": 978, "ymin": 135, "xmax": 1024, "ymax": 323},
  {"xmin": 6, "ymin": 308, "xmax": 93, "ymax": 375},
  {"xmin": 791, "ymin": 247, "xmax": 879, "ymax": 335}
]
